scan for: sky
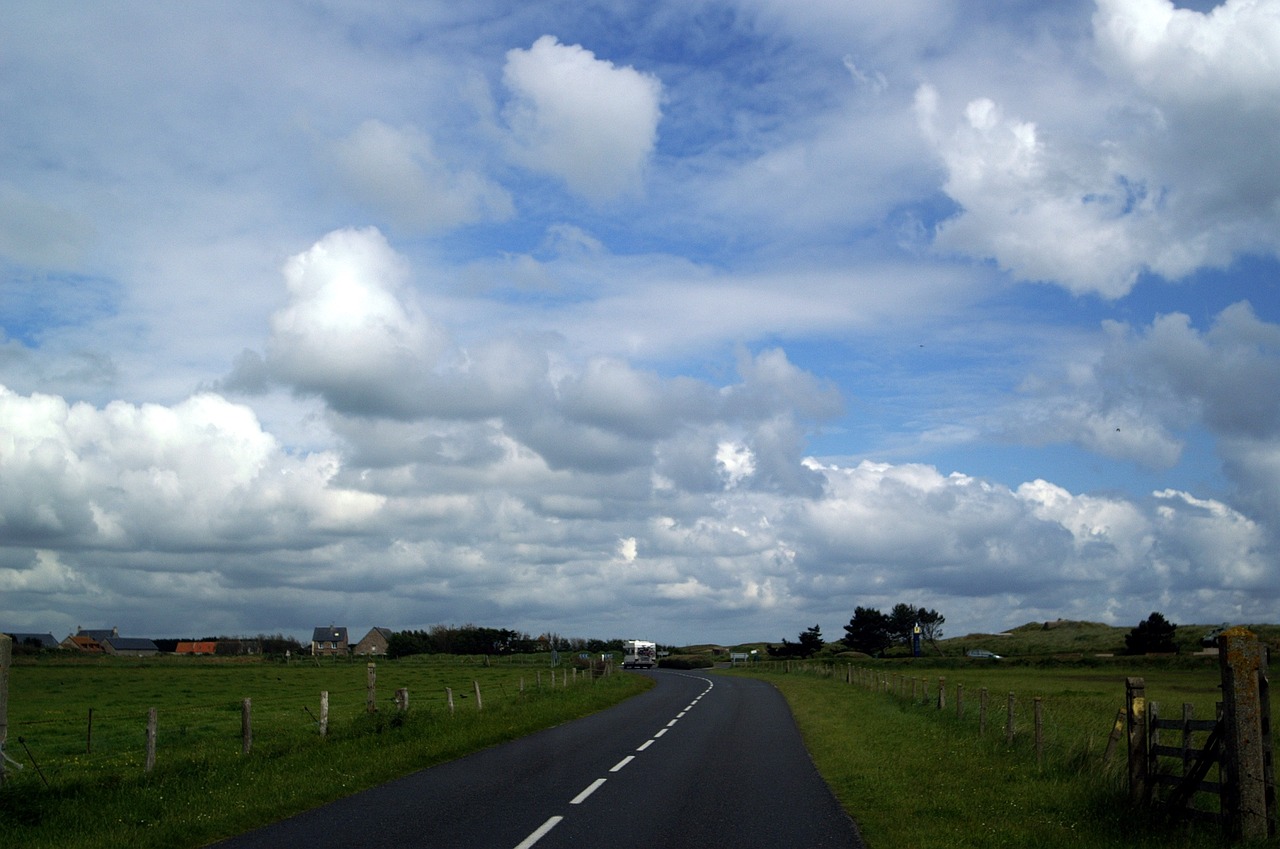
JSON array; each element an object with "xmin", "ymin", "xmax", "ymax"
[{"xmin": 2, "ymin": 0, "xmax": 1279, "ymax": 648}]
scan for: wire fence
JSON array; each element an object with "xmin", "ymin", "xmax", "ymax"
[
  {"xmin": 745, "ymin": 659, "xmax": 1136, "ymax": 778},
  {"xmin": 0, "ymin": 648, "xmax": 607, "ymax": 790}
]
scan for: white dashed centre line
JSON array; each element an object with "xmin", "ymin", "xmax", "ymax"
[
  {"xmin": 571, "ymin": 778, "xmax": 607, "ymax": 805},
  {"xmin": 513, "ymin": 674, "xmax": 718, "ymax": 849},
  {"xmin": 513, "ymin": 815, "xmax": 563, "ymax": 849}
]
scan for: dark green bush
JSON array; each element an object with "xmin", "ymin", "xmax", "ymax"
[{"xmin": 658, "ymin": 655, "xmax": 713, "ymax": 669}]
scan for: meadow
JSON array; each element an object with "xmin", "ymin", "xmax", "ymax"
[
  {"xmin": 3, "ymin": 624, "xmax": 1275, "ymax": 849},
  {"xmin": 0, "ymin": 652, "xmax": 650, "ymax": 849},
  {"xmin": 735, "ymin": 655, "xmax": 1278, "ymax": 849}
]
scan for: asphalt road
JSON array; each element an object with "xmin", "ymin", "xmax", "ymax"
[{"xmin": 207, "ymin": 669, "xmax": 864, "ymax": 848}]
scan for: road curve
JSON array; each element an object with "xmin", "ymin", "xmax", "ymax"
[{"xmin": 207, "ymin": 669, "xmax": 864, "ymax": 849}]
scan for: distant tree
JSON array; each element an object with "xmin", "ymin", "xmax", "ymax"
[
  {"xmin": 916, "ymin": 608, "xmax": 945, "ymax": 651},
  {"xmin": 798, "ymin": 624, "xmax": 824, "ymax": 657},
  {"xmin": 215, "ymin": 638, "xmax": 252, "ymax": 656},
  {"xmin": 258, "ymin": 633, "xmax": 303, "ymax": 656},
  {"xmin": 767, "ymin": 638, "xmax": 799, "ymax": 658},
  {"xmin": 10, "ymin": 636, "xmax": 43, "ymax": 656},
  {"xmin": 1125, "ymin": 612, "xmax": 1178, "ymax": 655},
  {"xmin": 842, "ymin": 607, "xmax": 892, "ymax": 656},
  {"xmin": 769, "ymin": 624, "xmax": 824, "ymax": 659},
  {"xmin": 888, "ymin": 603, "xmax": 918, "ymax": 645},
  {"xmin": 387, "ymin": 630, "xmax": 429, "ymax": 658}
]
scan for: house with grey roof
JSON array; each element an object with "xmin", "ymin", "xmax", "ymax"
[
  {"xmin": 311, "ymin": 626, "xmax": 349, "ymax": 656},
  {"xmin": 4, "ymin": 632, "xmax": 59, "ymax": 649},
  {"xmin": 103, "ymin": 636, "xmax": 160, "ymax": 657},
  {"xmin": 353, "ymin": 627, "xmax": 393, "ymax": 656}
]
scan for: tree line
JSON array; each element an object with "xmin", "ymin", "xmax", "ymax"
[
  {"xmin": 385, "ymin": 624, "xmax": 634, "ymax": 659},
  {"xmin": 770, "ymin": 603, "xmax": 946, "ymax": 658}
]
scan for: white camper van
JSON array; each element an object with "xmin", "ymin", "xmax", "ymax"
[{"xmin": 622, "ymin": 639, "xmax": 657, "ymax": 669}]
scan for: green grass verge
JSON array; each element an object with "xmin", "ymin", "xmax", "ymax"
[
  {"xmin": 1, "ymin": 657, "xmax": 650, "ymax": 849},
  {"xmin": 734, "ymin": 662, "xmax": 1278, "ymax": 849}
]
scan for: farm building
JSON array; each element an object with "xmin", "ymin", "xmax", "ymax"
[
  {"xmin": 61, "ymin": 627, "xmax": 119, "ymax": 652},
  {"xmin": 103, "ymin": 636, "xmax": 160, "ymax": 657},
  {"xmin": 4, "ymin": 632, "xmax": 59, "ymax": 649},
  {"xmin": 311, "ymin": 625, "xmax": 349, "ymax": 656},
  {"xmin": 353, "ymin": 627, "xmax": 393, "ymax": 656}
]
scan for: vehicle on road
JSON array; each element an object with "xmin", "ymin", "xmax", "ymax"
[
  {"xmin": 622, "ymin": 639, "xmax": 657, "ymax": 669},
  {"xmin": 966, "ymin": 649, "xmax": 1002, "ymax": 660}
]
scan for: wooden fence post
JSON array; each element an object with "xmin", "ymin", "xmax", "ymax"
[
  {"xmin": 1149, "ymin": 701, "xmax": 1161, "ymax": 769},
  {"xmin": 395, "ymin": 688, "xmax": 408, "ymax": 713},
  {"xmin": 145, "ymin": 707, "xmax": 158, "ymax": 772},
  {"xmin": 1126, "ymin": 677, "xmax": 1147, "ymax": 805},
  {"xmin": 1034, "ymin": 697, "xmax": 1044, "ymax": 766},
  {"xmin": 1005, "ymin": 693, "xmax": 1016, "ymax": 746},
  {"xmin": 1180, "ymin": 703, "xmax": 1194, "ymax": 776},
  {"xmin": 1103, "ymin": 707, "xmax": 1125, "ymax": 765},
  {"xmin": 474, "ymin": 679, "xmax": 483, "ymax": 709},
  {"xmin": 956, "ymin": 683, "xmax": 964, "ymax": 719},
  {"xmin": 1218, "ymin": 627, "xmax": 1273, "ymax": 841},
  {"xmin": 937, "ymin": 677, "xmax": 946, "ymax": 711},
  {"xmin": 241, "ymin": 698, "xmax": 252, "ymax": 755},
  {"xmin": 446, "ymin": 687, "xmax": 455, "ymax": 714},
  {"xmin": 0, "ymin": 634, "xmax": 9, "ymax": 788},
  {"xmin": 320, "ymin": 691, "xmax": 329, "ymax": 737},
  {"xmin": 366, "ymin": 663, "xmax": 377, "ymax": 714},
  {"xmin": 980, "ymin": 687, "xmax": 989, "ymax": 735}
]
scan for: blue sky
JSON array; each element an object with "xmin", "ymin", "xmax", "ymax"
[{"xmin": 2, "ymin": 0, "xmax": 1278, "ymax": 647}]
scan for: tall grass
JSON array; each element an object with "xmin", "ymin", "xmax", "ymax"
[
  {"xmin": 735, "ymin": 660, "xmax": 1278, "ymax": 849},
  {"xmin": 0, "ymin": 654, "xmax": 650, "ymax": 849}
]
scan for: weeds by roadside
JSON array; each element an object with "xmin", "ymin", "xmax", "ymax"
[
  {"xmin": 0, "ymin": 662, "xmax": 650, "ymax": 849},
  {"xmin": 731, "ymin": 663, "xmax": 1274, "ymax": 849}
]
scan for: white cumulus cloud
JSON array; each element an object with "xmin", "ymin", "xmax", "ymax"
[
  {"xmin": 921, "ymin": 0, "xmax": 1280, "ymax": 296},
  {"xmin": 503, "ymin": 35, "xmax": 663, "ymax": 201},
  {"xmin": 0, "ymin": 385, "xmax": 383, "ymax": 550},
  {"xmin": 262, "ymin": 227, "xmax": 448, "ymax": 418}
]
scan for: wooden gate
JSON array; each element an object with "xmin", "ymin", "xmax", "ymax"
[
  {"xmin": 1127, "ymin": 627, "xmax": 1275, "ymax": 842},
  {"xmin": 1148, "ymin": 697, "xmax": 1224, "ymax": 825}
]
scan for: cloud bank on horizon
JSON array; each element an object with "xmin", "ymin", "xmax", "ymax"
[{"xmin": 2, "ymin": 0, "xmax": 1278, "ymax": 646}]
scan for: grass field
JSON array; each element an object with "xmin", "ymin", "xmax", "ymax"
[
  {"xmin": 4, "ymin": 626, "xmax": 1275, "ymax": 848},
  {"xmin": 0, "ymin": 653, "xmax": 650, "ymax": 849},
  {"xmin": 735, "ymin": 655, "xmax": 1278, "ymax": 849}
]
